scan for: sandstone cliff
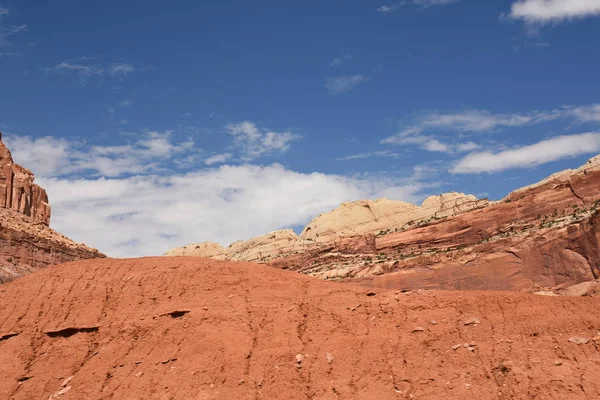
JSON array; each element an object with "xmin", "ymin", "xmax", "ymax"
[
  {"xmin": 0, "ymin": 133, "xmax": 105, "ymax": 282},
  {"xmin": 0, "ymin": 133, "xmax": 50, "ymax": 225},
  {"xmin": 270, "ymin": 154, "xmax": 600, "ymax": 294},
  {"xmin": 300, "ymin": 192, "xmax": 487, "ymax": 242},
  {"xmin": 167, "ymin": 154, "xmax": 600, "ymax": 295},
  {"xmin": 165, "ymin": 192, "xmax": 486, "ymax": 263}
]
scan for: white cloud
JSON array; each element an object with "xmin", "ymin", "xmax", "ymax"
[
  {"xmin": 325, "ymin": 75, "xmax": 369, "ymax": 95},
  {"xmin": 376, "ymin": 2, "xmax": 405, "ymax": 13},
  {"xmin": 382, "ymin": 132, "xmax": 481, "ymax": 154},
  {"xmin": 423, "ymin": 139, "xmax": 451, "ymax": 153},
  {"xmin": 204, "ymin": 153, "xmax": 232, "ymax": 165},
  {"xmin": 451, "ymin": 132, "xmax": 600, "ymax": 174},
  {"xmin": 565, "ymin": 104, "xmax": 600, "ymax": 122},
  {"xmin": 330, "ymin": 54, "xmax": 352, "ymax": 67},
  {"xmin": 336, "ymin": 150, "xmax": 402, "ymax": 161},
  {"xmin": 47, "ymin": 62, "xmax": 105, "ymax": 78},
  {"xmin": 46, "ymin": 60, "xmax": 136, "ymax": 82},
  {"xmin": 456, "ymin": 141, "xmax": 480, "ymax": 152},
  {"xmin": 108, "ymin": 63, "xmax": 135, "ymax": 77},
  {"xmin": 226, "ymin": 121, "xmax": 300, "ymax": 160},
  {"xmin": 510, "ymin": 0, "xmax": 600, "ymax": 24},
  {"xmin": 36, "ymin": 164, "xmax": 425, "ymax": 258},
  {"xmin": 0, "ymin": 6, "xmax": 27, "ymax": 55},
  {"xmin": 413, "ymin": 0, "xmax": 461, "ymax": 8},
  {"xmin": 377, "ymin": 0, "xmax": 457, "ymax": 13},
  {"xmin": 381, "ymin": 104, "xmax": 600, "ymax": 151},
  {"xmin": 4, "ymin": 132, "xmax": 195, "ymax": 178},
  {"xmin": 3, "ymin": 135, "xmax": 71, "ymax": 176}
]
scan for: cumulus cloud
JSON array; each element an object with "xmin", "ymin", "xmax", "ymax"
[
  {"xmin": 451, "ymin": 132, "xmax": 600, "ymax": 174},
  {"xmin": 204, "ymin": 153, "xmax": 232, "ymax": 165},
  {"xmin": 226, "ymin": 121, "xmax": 300, "ymax": 160},
  {"xmin": 510, "ymin": 0, "xmax": 600, "ymax": 24},
  {"xmin": 4, "ymin": 129, "xmax": 427, "ymax": 258},
  {"xmin": 34, "ymin": 164, "xmax": 425, "ymax": 258},
  {"xmin": 4, "ymin": 132, "xmax": 194, "ymax": 178},
  {"xmin": 325, "ymin": 75, "xmax": 369, "ymax": 95},
  {"xmin": 2, "ymin": 131, "xmax": 428, "ymax": 258}
]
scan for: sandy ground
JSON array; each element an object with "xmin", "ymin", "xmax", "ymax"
[{"xmin": 1, "ymin": 257, "xmax": 599, "ymax": 399}]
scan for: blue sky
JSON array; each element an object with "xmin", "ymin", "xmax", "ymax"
[{"xmin": 1, "ymin": 0, "xmax": 600, "ymax": 257}]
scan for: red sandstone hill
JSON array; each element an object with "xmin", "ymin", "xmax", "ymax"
[
  {"xmin": 1, "ymin": 257, "xmax": 599, "ymax": 399},
  {"xmin": 0, "ymin": 134, "xmax": 105, "ymax": 282}
]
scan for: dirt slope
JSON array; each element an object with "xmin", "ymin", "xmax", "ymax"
[{"xmin": 1, "ymin": 257, "xmax": 599, "ymax": 399}]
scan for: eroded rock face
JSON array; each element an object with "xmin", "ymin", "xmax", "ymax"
[
  {"xmin": 0, "ymin": 134, "xmax": 50, "ymax": 225},
  {"xmin": 165, "ymin": 230, "xmax": 316, "ymax": 263},
  {"xmin": 222, "ymin": 229, "xmax": 311, "ymax": 263},
  {"xmin": 0, "ymin": 207, "xmax": 106, "ymax": 282},
  {"xmin": 166, "ymin": 154, "xmax": 600, "ymax": 294},
  {"xmin": 165, "ymin": 192, "xmax": 486, "ymax": 263},
  {"xmin": 300, "ymin": 193, "xmax": 487, "ymax": 243},
  {"xmin": 273, "ymin": 154, "xmax": 600, "ymax": 293},
  {"xmin": 0, "ymin": 134, "xmax": 105, "ymax": 282},
  {"xmin": 163, "ymin": 242, "xmax": 224, "ymax": 258}
]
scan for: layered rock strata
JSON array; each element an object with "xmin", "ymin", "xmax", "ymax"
[
  {"xmin": 0, "ymin": 133, "xmax": 105, "ymax": 282},
  {"xmin": 165, "ymin": 193, "xmax": 487, "ymax": 263},
  {"xmin": 0, "ymin": 133, "xmax": 50, "ymax": 225}
]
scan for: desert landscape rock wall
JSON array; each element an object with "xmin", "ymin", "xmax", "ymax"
[
  {"xmin": 0, "ymin": 133, "xmax": 105, "ymax": 282},
  {"xmin": 167, "ymin": 154, "xmax": 600, "ymax": 295}
]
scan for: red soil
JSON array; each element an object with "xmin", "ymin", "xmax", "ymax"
[{"xmin": 1, "ymin": 257, "xmax": 599, "ymax": 399}]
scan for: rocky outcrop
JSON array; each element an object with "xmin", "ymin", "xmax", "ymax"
[
  {"xmin": 165, "ymin": 192, "xmax": 487, "ymax": 262},
  {"xmin": 0, "ymin": 133, "xmax": 50, "ymax": 225},
  {"xmin": 165, "ymin": 230, "xmax": 316, "ymax": 263},
  {"xmin": 166, "ymin": 153, "xmax": 600, "ymax": 294},
  {"xmin": 272, "ymin": 154, "xmax": 600, "ymax": 294},
  {"xmin": 0, "ymin": 133, "xmax": 105, "ymax": 282},
  {"xmin": 301, "ymin": 193, "xmax": 487, "ymax": 243},
  {"xmin": 221, "ymin": 229, "xmax": 313, "ymax": 262},
  {"xmin": 163, "ymin": 241, "xmax": 224, "ymax": 258}
]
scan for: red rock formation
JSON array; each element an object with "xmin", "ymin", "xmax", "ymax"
[
  {"xmin": 1, "ymin": 257, "xmax": 600, "ymax": 399},
  {"xmin": 0, "ymin": 133, "xmax": 51, "ymax": 225},
  {"xmin": 270, "ymin": 155, "xmax": 600, "ymax": 294},
  {"xmin": 0, "ymin": 133, "xmax": 105, "ymax": 282}
]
